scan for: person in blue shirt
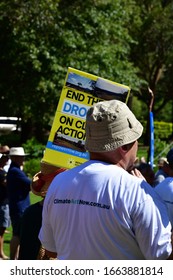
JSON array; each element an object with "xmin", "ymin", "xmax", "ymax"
[{"xmin": 7, "ymin": 147, "xmax": 31, "ymax": 260}]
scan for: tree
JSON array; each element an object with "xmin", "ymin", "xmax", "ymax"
[
  {"xmin": 0, "ymin": 0, "xmax": 143, "ymax": 143},
  {"xmin": 130, "ymin": 0, "xmax": 173, "ymax": 121},
  {"xmin": 1, "ymin": 0, "xmax": 173, "ymax": 147}
]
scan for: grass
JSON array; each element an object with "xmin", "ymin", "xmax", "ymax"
[{"xmin": 3, "ymin": 192, "xmax": 42, "ymax": 258}]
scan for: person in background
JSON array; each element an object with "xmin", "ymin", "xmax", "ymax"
[
  {"xmin": 39, "ymin": 99, "xmax": 173, "ymax": 260},
  {"xmin": 0, "ymin": 146, "xmax": 11, "ymax": 260},
  {"xmin": 7, "ymin": 147, "xmax": 31, "ymax": 260},
  {"xmin": 153, "ymin": 157, "xmax": 169, "ymax": 187},
  {"xmin": 135, "ymin": 162, "xmax": 155, "ymax": 187},
  {"xmin": 0, "ymin": 145, "xmax": 11, "ymax": 173},
  {"xmin": 18, "ymin": 161, "xmax": 66, "ymax": 260},
  {"xmin": 154, "ymin": 148, "xmax": 173, "ymax": 229}
]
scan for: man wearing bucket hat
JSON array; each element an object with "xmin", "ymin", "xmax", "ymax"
[
  {"xmin": 7, "ymin": 147, "xmax": 31, "ymax": 260},
  {"xmin": 39, "ymin": 99, "xmax": 173, "ymax": 260}
]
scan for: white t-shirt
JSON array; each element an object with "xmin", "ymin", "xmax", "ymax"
[
  {"xmin": 155, "ymin": 177, "xmax": 173, "ymax": 228},
  {"xmin": 3, "ymin": 159, "xmax": 11, "ymax": 172},
  {"xmin": 153, "ymin": 169, "xmax": 168, "ymax": 186},
  {"xmin": 39, "ymin": 160, "xmax": 172, "ymax": 260}
]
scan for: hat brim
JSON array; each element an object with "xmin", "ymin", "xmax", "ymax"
[
  {"xmin": 31, "ymin": 172, "xmax": 50, "ymax": 197},
  {"xmin": 31, "ymin": 164, "xmax": 66, "ymax": 197},
  {"xmin": 9, "ymin": 153, "xmax": 29, "ymax": 156}
]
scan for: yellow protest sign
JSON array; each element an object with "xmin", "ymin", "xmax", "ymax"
[{"xmin": 42, "ymin": 67, "xmax": 130, "ymax": 169}]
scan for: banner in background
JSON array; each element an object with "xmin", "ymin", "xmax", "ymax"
[{"xmin": 149, "ymin": 111, "xmax": 154, "ymax": 168}]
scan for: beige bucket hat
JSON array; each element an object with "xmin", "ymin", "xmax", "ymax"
[{"xmin": 85, "ymin": 99, "xmax": 143, "ymax": 152}]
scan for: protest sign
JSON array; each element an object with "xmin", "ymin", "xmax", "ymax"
[{"xmin": 42, "ymin": 67, "xmax": 130, "ymax": 169}]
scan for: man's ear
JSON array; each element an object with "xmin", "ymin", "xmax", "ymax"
[
  {"xmin": 120, "ymin": 142, "xmax": 134, "ymax": 153},
  {"xmin": 121, "ymin": 144, "xmax": 129, "ymax": 152},
  {"xmin": 121, "ymin": 144, "xmax": 130, "ymax": 152},
  {"xmin": 118, "ymin": 145, "xmax": 129, "ymax": 157}
]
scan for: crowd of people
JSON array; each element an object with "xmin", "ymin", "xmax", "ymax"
[{"xmin": 0, "ymin": 99, "xmax": 173, "ymax": 260}]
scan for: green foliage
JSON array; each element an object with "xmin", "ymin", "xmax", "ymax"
[
  {"xmin": 0, "ymin": 132, "xmax": 21, "ymax": 147},
  {"xmin": 22, "ymin": 137, "xmax": 45, "ymax": 177},
  {"xmin": 154, "ymin": 138, "xmax": 168, "ymax": 160},
  {"xmin": 130, "ymin": 0, "xmax": 173, "ymax": 120},
  {"xmin": 131, "ymin": 95, "xmax": 148, "ymax": 121},
  {"xmin": 0, "ymin": 0, "xmax": 144, "ymax": 141},
  {"xmin": 24, "ymin": 158, "xmax": 41, "ymax": 178},
  {"xmin": 154, "ymin": 121, "xmax": 173, "ymax": 139},
  {"xmin": 23, "ymin": 137, "xmax": 45, "ymax": 159},
  {"xmin": 140, "ymin": 120, "xmax": 173, "ymax": 140},
  {"xmin": 0, "ymin": 0, "xmax": 173, "ymax": 143}
]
